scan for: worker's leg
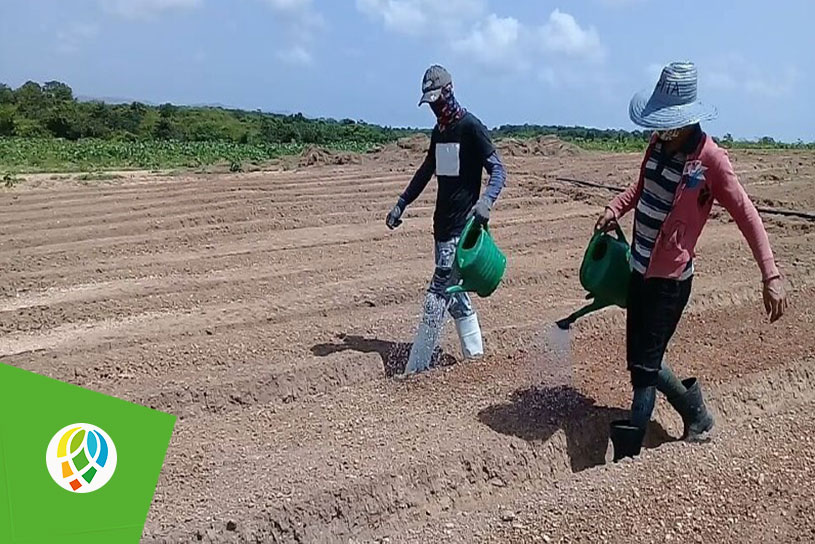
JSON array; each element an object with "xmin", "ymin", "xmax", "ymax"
[
  {"xmin": 645, "ymin": 279, "xmax": 714, "ymax": 440},
  {"xmin": 404, "ymin": 239, "xmax": 457, "ymax": 374},
  {"xmin": 629, "ymin": 276, "xmax": 692, "ymax": 391},
  {"xmin": 657, "ymin": 361, "xmax": 687, "ymax": 400},
  {"xmin": 438, "ymin": 238, "xmax": 483, "ymax": 359},
  {"xmin": 612, "ymin": 273, "xmax": 692, "ymax": 460}
]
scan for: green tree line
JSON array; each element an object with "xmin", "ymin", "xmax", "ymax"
[
  {"xmin": 1, "ymin": 80, "xmax": 811, "ymax": 174},
  {"xmin": 0, "ymin": 80, "xmax": 420, "ymax": 145},
  {"xmin": 493, "ymin": 124, "xmax": 814, "ymax": 151},
  {"xmin": 493, "ymin": 124, "xmax": 651, "ymax": 143}
]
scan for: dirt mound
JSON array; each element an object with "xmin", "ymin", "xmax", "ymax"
[
  {"xmin": 396, "ymin": 134, "xmax": 431, "ymax": 152},
  {"xmin": 367, "ymin": 134, "xmax": 431, "ymax": 164},
  {"xmin": 296, "ymin": 146, "xmax": 362, "ymax": 168},
  {"xmin": 497, "ymin": 135, "xmax": 583, "ymax": 158},
  {"xmin": 291, "ymin": 136, "xmax": 430, "ymax": 168},
  {"xmin": 373, "ymin": 134, "xmax": 581, "ymax": 161}
]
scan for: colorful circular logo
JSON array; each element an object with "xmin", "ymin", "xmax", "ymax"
[{"xmin": 45, "ymin": 423, "xmax": 118, "ymax": 493}]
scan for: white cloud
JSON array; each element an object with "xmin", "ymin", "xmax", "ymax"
[
  {"xmin": 359, "ymin": 3, "xmax": 607, "ymax": 85},
  {"xmin": 452, "ymin": 15, "xmax": 525, "ymax": 71},
  {"xmin": 357, "ymin": 0, "xmax": 486, "ymax": 36},
  {"xmin": 356, "ymin": 0, "xmax": 425, "ymax": 35},
  {"xmin": 97, "ymin": 0, "xmax": 201, "ymax": 19},
  {"xmin": 276, "ymin": 45, "xmax": 313, "ymax": 66},
  {"xmin": 450, "ymin": 9, "xmax": 606, "ymax": 81},
  {"xmin": 254, "ymin": 0, "xmax": 323, "ymax": 65},
  {"xmin": 540, "ymin": 9, "xmax": 605, "ymax": 62}
]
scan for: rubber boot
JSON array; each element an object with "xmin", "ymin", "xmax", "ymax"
[
  {"xmin": 455, "ymin": 313, "xmax": 484, "ymax": 360},
  {"xmin": 666, "ymin": 377, "xmax": 714, "ymax": 442},
  {"xmin": 609, "ymin": 420, "xmax": 646, "ymax": 462}
]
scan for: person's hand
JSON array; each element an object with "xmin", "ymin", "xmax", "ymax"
[
  {"xmin": 470, "ymin": 196, "xmax": 492, "ymax": 226},
  {"xmin": 763, "ymin": 276, "xmax": 787, "ymax": 323},
  {"xmin": 386, "ymin": 198, "xmax": 406, "ymax": 230},
  {"xmin": 595, "ymin": 207, "xmax": 618, "ymax": 232}
]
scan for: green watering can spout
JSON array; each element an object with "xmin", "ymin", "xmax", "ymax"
[
  {"xmin": 445, "ymin": 218, "xmax": 507, "ymax": 298},
  {"xmin": 556, "ymin": 298, "xmax": 613, "ymax": 330},
  {"xmin": 557, "ymin": 224, "xmax": 632, "ymax": 329}
]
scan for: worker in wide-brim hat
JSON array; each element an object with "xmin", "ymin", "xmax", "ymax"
[
  {"xmin": 386, "ymin": 64, "xmax": 507, "ymax": 375},
  {"xmin": 595, "ymin": 61, "xmax": 788, "ymax": 460}
]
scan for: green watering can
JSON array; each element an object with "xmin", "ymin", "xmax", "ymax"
[
  {"xmin": 556, "ymin": 224, "xmax": 631, "ymax": 330},
  {"xmin": 446, "ymin": 217, "xmax": 507, "ymax": 298}
]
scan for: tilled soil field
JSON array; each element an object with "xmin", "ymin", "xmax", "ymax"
[{"xmin": 2, "ymin": 145, "xmax": 815, "ymax": 543}]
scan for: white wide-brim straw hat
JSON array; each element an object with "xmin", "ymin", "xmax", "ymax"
[{"xmin": 629, "ymin": 62, "xmax": 718, "ymax": 130}]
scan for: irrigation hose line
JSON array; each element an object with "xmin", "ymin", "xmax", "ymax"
[{"xmin": 554, "ymin": 176, "xmax": 815, "ymax": 222}]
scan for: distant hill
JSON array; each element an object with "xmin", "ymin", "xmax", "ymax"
[{"xmin": 76, "ymin": 95, "xmax": 157, "ymax": 106}]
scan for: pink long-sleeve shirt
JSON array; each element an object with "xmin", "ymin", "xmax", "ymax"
[{"xmin": 608, "ymin": 133, "xmax": 780, "ymax": 282}]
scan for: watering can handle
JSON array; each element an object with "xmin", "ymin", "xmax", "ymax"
[
  {"xmin": 461, "ymin": 216, "xmax": 489, "ymax": 239},
  {"xmin": 593, "ymin": 222, "xmax": 627, "ymax": 244},
  {"xmin": 611, "ymin": 223, "xmax": 627, "ymax": 244}
]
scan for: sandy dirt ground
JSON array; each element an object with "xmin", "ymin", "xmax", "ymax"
[{"xmin": 2, "ymin": 141, "xmax": 815, "ymax": 543}]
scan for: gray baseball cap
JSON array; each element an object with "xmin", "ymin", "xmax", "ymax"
[{"xmin": 418, "ymin": 65, "xmax": 452, "ymax": 106}]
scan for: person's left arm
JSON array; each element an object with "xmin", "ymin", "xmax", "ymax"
[
  {"xmin": 470, "ymin": 119, "xmax": 506, "ymax": 224},
  {"xmin": 710, "ymin": 150, "xmax": 787, "ymax": 322},
  {"xmin": 482, "ymin": 152, "xmax": 506, "ymax": 204}
]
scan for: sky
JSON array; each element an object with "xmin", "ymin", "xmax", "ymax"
[{"xmin": 1, "ymin": 0, "xmax": 813, "ymax": 141}]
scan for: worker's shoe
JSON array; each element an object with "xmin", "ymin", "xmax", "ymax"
[
  {"xmin": 667, "ymin": 377, "xmax": 715, "ymax": 442},
  {"xmin": 455, "ymin": 313, "xmax": 484, "ymax": 360},
  {"xmin": 609, "ymin": 420, "xmax": 646, "ymax": 462}
]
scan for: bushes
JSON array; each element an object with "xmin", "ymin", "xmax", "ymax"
[
  {"xmin": 1, "ymin": 79, "xmax": 811, "ymax": 172},
  {"xmin": 0, "ymin": 80, "xmax": 419, "ymax": 147},
  {"xmin": 0, "ymin": 138, "xmax": 383, "ymax": 172},
  {"xmin": 0, "ymin": 106, "xmax": 15, "ymax": 136}
]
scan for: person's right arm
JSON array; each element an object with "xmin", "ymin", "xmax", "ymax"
[
  {"xmin": 400, "ymin": 149, "xmax": 435, "ymax": 206},
  {"xmin": 386, "ymin": 137, "xmax": 436, "ymax": 230},
  {"xmin": 595, "ymin": 177, "xmax": 644, "ymax": 231},
  {"xmin": 596, "ymin": 138, "xmax": 656, "ymax": 231}
]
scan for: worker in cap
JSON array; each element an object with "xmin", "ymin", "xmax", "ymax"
[{"xmin": 386, "ymin": 65, "xmax": 507, "ymax": 374}]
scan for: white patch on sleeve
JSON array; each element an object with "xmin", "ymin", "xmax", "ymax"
[{"xmin": 435, "ymin": 143, "xmax": 460, "ymax": 177}]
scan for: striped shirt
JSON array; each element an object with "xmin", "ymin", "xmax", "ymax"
[{"xmin": 631, "ymin": 137, "xmax": 698, "ymax": 280}]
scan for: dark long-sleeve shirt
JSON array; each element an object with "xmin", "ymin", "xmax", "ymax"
[{"xmin": 399, "ymin": 112, "xmax": 506, "ymax": 240}]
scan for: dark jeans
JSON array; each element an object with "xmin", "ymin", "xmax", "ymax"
[{"xmin": 626, "ymin": 271, "xmax": 692, "ymax": 388}]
